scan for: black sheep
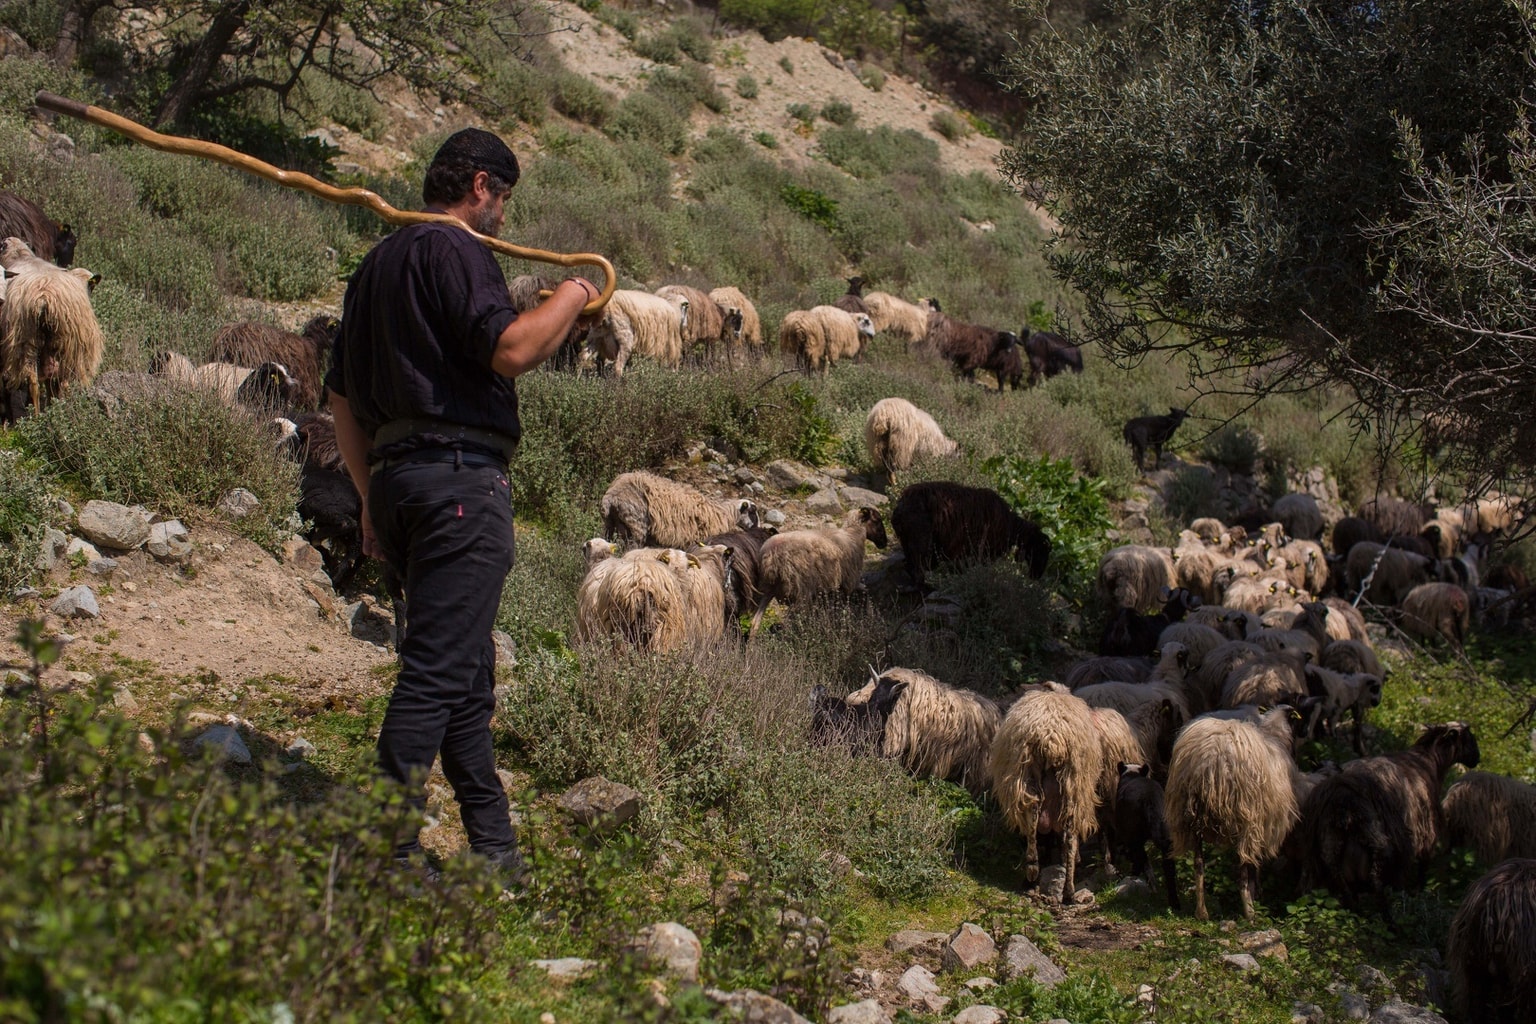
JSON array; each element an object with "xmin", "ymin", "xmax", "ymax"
[
  {"xmin": 0, "ymin": 191, "xmax": 73, "ymax": 266},
  {"xmin": 832, "ymin": 275, "xmax": 869, "ymax": 317},
  {"xmin": 1448, "ymin": 857, "xmax": 1536, "ymax": 1024},
  {"xmin": 1098, "ymin": 586, "xmax": 1201, "ymax": 657},
  {"xmin": 808, "ymin": 674, "xmax": 908, "ymax": 754},
  {"xmin": 891, "ymin": 481, "xmax": 1050, "ymax": 589},
  {"xmin": 1022, "ymin": 329, "xmax": 1083, "ymax": 385},
  {"xmin": 982, "ymin": 342, "xmax": 1025, "ymax": 391},
  {"xmin": 1107, "ymin": 763, "xmax": 1180, "ymax": 910},
  {"xmin": 705, "ymin": 525, "xmax": 777, "ymax": 624},
  {"xmin": 1122, "ymin": 408, "xmax": 1189, "ymax": 471}
]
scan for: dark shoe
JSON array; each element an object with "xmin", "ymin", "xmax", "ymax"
[
  {"xmin": 392, "ymin": 851, "xmax": 442, "ymax": 889},
  {"xmin": 482, "ymin": 845, "xmax": 530, "ymax": 891}
]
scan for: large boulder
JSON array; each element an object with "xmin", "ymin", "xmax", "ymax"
[
  {"xmin": 1001, "ymin": 934, "xmax": 1065, "ymax": 988},
  {"xmin": 76, "ymin": 500, "xmax": 150, "ymax": 551},
  {"xmin": 557, "ymin": 776, "xmax": 643, "ymax": 832}
]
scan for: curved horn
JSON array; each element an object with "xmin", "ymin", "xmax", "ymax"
[{"xmin": 34, "ymin": 91, "xmax": 616, "ymax": 315}]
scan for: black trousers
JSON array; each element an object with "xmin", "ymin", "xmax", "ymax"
[{"xmin": 368, "ymin": 455, "xmax": 517, "ymax": 856}]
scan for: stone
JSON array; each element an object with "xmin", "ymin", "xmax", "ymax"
[
  {"xmin": 36, "ymin": 528, "xmax": 67, "ymax": 570},
  {"xmin": 1357, "ymin": 965, "xmax": 1393, "ymax": 993},
  {"xmin": 1367, "ymin": 1002, "xmax": 1447, "ymax": 1024},
  {"xmin": 217, "ymin": 488, "xmax": 260, "ymax": 520},
  {"xmin": 192, "ymin": 724, "xmax": 251, "ymax": 765},
  {"xmin": 531, "ymin": 957, "xmax": 597, "ymax": 981},
  {"xmin": 557, "ymin": 776, "xmax": 643, "ymax": 831},
  {"xmin": 87, "ymin": 557, "xmax": 118, "ymax": 576},
  {"xmin": 704, "ymin": 988, "xmax": 812, "ymax": 1023},
  {"xmin": 344, "ymin": 598, "xmax": 394, "ymax": 645},
  {"xmin": 76, "ymin": 500, "xmax": 151, "ymax": 551},
  {"xmin": 492, "ymin": 629, "xmax": 517, "ymax": 668},
  {"xmin": 963, "ymin": 977, "xmax": 996, "ymax": 991},
  {"xmin": 951, "ymin": 1008, "xmax": 1004, "ymax": 1024},
  {"xmin": 885, "ymin": 929, "xmax": 948, "ymax": 955},
  {"xmin": 765, "ymin": 509, "xmax": 786, "ymax": 526},
  {"xmin": 764, "ymin": 459, "xmax": 824, "ymax": 491},
  {"xmin": 1240, "ymin": 929, "xmax": 1289, "ymax": 960},
  {"xmin": 1137, "ymin": 984, "xmax": 1156, "ymax": 1005},
  {"xmin": 629, "ymin": 922, "xmax": 702, "ymax": 982},
  {"xmin": 838, "ymin": 485, "xmax": 888, "ymax": 509},
  {"xmin": 826, "ymin": 999, "xmax": 890, "ymax": 1024},
  {"xmin": 805, "ymin": 487, "xmax": 843, "ymax": 515},
  {"xmin": 113, "ymin": 686, "xmax": 139, "ymax": 713},
  {"xmin": 749, "ymin": 481, "xmax": 765, "ymax": 494},
  {"xmin": 1001, "ymin": 934, "xmax": 1065, "ymax": 988},
  {"xmin": 1037, "ymin": 864, "xmax": 1068, "ymax": 902},
  {"xmin": 1222, "ymin": 953, "xmax": 1260, "ymax": 972},
  {"xmin": 1115, "ymin": 876, "xmax": 1152, "ymax": 898},
  {"xmin": 734, "ymin": 466, "xmax": 757, "ymax": 484},
  {"xmin": 281, "ymin": 537, "xmax": 325, "ymax": 574},
  {"xmin": 1292, "ymin": 1003, "xmax": 1325, "ymax": 1024},
  {"xmin": 940, "ymin": 923, "xmax": 996, "ymax": 972},
  {"xmin": 49, "ymin": 585, "xmax": 99, "ymax": 619},
  {"xmin": 1338, "ymin": 989, "xmax": 1371, "ymax": 1020},
  {"xmin": 56, "ymin": 498, "xmax": 74, "ymax": 520},
  {"xmin": 147, "ymin": 520, "xmax": 192, "ymax": 563},
  {"xmin": 897, "ymin": 965, "xmax": 949, "ymax": 1014},
  {"xmin": 286, "ymin": 737, "xmax": 316, "ymax": 759},
  {"xmin": 65, "ymin": 537, "xmax": 100, "ymax": 562}
]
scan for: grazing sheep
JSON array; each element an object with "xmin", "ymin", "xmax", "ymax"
[
  {"xmin": 1462, "ymin": 494, "xmax": 1522, "ymax": 536},
  {"xmin": 1063, "ymin": 656, "xmax": 1152, "ymax": 690},
  {"xmin": 1303, "ymin": 664, "xmax": 1382, "ymax": 754},
  {"xmin": 1330, "ymin": 515, "xmax": 1383, "ymax": 557},
  {"xmin": 1100, "ymin": 587, "xmax": 1202, "ymax": 657},
  {"xmin": 991, "ymin": 682, "xmax": 1104, "ymax": 898},
  {"xmin": 832, "ymin": 275, "xmax": 869, "ymax": 318},
  {"xmin": 1357, "ymin": 495, "xmax": 1426, "ymax": 539},
  {"xmin": 1321, "ymin": 597, "xmax": 1370, "ymax": 642},
  {"xmin": 1187, "ymin": 603, "xmax": 1260, "ymax": 641},
  {"xmin": 1097, "ymin": 544, "xmax": 1177, "ymax": 612},
  {"xmin": 862, "ymin": 290, "xmax": 931, "ymax": 345},
  {"xmin": 656, "ymin": 284, "xmax": 727, "ymax": 365},
  {"xmin": 868, "ymin": 666, "xmax": 1003, "ymax": 796},
  {"xmin": 1220, "ymin": 649, "xmax": 1309, "ymax": 709},
  {"xmin": 0, "ymin": 192, "xmax": 73, "ymax": 266},
  {"xmin": 1296, "ymin": 722, "xmax": 1480, "ymax": 908},
  {"xmin": 575, "ymin": 543, "xmax": 730, "ymax": 652},
  {"xmin": 779, "ymin": 305, "xmax": 875, "ymax": 372},
  {"xmin": 1271, "ymin": 493, "xmax": 1323, "ymax": 541},
  {"xmin": 983, "ymin": 341, "xmax": 1025, "ymax": 391},
  {"xmin": 1109, "ymin": 763, "xmax": 1180, "ymax": 909},
  {"xmin": 1122, "ymin": 408, "xmax": 1189, "ymax": 472},
  {"xmin": 0, "ymin": 240, "xmax": 104, "ymax": 414},
  {"xmin": 1165, "ymin": 705, "xmax": 1302, "ymax": 920},
  {"xmin": 600, "ymin": 471, "xmax": 759, "ymax": 549},
  {"xmin": 1345, "ymin": 542, "xmax": 1435, "ymax": 606},
  {"xmin": 1447, "ymin": 858, "xmax": 1536, "ymax": 1024},
  {"xmin": 1213, "ymin": 575, "xmax": 1295, "ymax": 616},
  {"xmin": 509, "ymin": 275, "xmax": 585, "ymax": 371},
  {"xmin": 1443, "ymin": 772, "xmax": 1536, "ymax": 865},
  {"xmin": 706, "ymin": 526, "xmax": 776, "ymax": 619},
  {"xmin": 890, "ymin": 481, "xmax": 1050, "ymax": 590},
  {"xmin": 751, "ymin": 508, "xmax": 888, "ymax": 634},
  {"xmin": 808, "ymin": 675, "xmax": 910, "ymax": 754},
  {"xmin": 207, "ymin": 316, "xmax": 334, "ymax": 412},
  {"xmin": 1021, "ymin": 329, "xmax": 1083, "ymax": 385},
  {"xmin": 1400, "ymin": 581, "xmax": 1472, "ymax": 649},
  {"xmin": 295, "ymin": 466, "xmax": 370, "ymax": 590},
  {"xmin": 708, "ymin": 286, "xmax": 762, "ymax": 363},
  {"xmin": 863, "ymin": 398, "xmax": 959, "ymax": 481},
  {"xmin": 922, "ymin": 307, "xmax": 1018, "ymax": 382},
  {"xmin": 586, "ymin": 289, "xmax": 685, "ymax": 375},
  {"xmin": 1319, "ymin": 638, "xmax": 1384, "ymax": 680}
]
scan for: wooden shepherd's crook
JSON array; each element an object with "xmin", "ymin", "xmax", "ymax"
[{"xmin": 33, "ymin": 90, "xmax": 616, "ymax": 315}]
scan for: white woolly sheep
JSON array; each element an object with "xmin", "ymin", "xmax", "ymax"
[
  {"xmin": 862, "ymin": 290, "xmax": 931, "ymax": 345},
  {"xmin": 1447, "ymin": 857, "xmax": 1536, "ymax": 1024},
  {"xmin": 600, "ymin": 471, "xmax": 759, "ymax": 549},
  {"xmin": 574, "ymin": 543, "xmax": 731, "ymax": 652},
  {"xmin": 1400, "ymin": 581, "xmax": 1471, "ymax": 649},
  {"xmin": 991, "ymin": 682, "xmax": 1104, "ymax": 899},
  {"xmin": 1321, "ymin": 597, "xmax": 1370, "ymax": 642},
  {"xmin": 1303, "ymin": 664, "xmax": 1382, "ymax": 754},
  {"xmin": 1221, "ymin": 575, "xmax": 1299, "ymax": 615},
  {"xmin": 1443, "ymin": 772, "xmax": 1536, "ymax": 865},
  {"xmin": 656, "ymin": 284, "xmax": 727, "ymax": 365},
  {"xmin": 1345, "ymin": 542, "xmax": 1435, "ymax": 606},
  {"xmin": 0, "ymin": 237, "xmax": 103, "ymax": 414},
  {"xmin": 1165, "ymin": 705, "xmax": 1302, "ymax": 920},
  {"xmin": 708, "ymin": 286, "xmax": 762, "ymax": 363},
  {"xmin": 779, "ymin": 305, "xmax": 874, "ymax": 373},
  {"xmin": 863, "ymin": 397, "xmax": 958, "ymax": 480},
  {"xmin": 750, "ymin": 507, "xmax": 888, "ymax": 635},
  {"xmin": 585, "ymin": 289, "xmax": 685, "ymax": 376},
  {"xmin": 1097, "ymin": 544, "xmax": 1177, "ymax": 613},
  {"xmin": 1271, "ymin": 493, "xmax": 1323, "ymax": 541},
  {"xmin": 1220, "ymin": 649, "xmax": 1309, "ymax": 709},
  {"xmin": 866, "ymin": 666, "xmax": 1003, "ymax": 797}
]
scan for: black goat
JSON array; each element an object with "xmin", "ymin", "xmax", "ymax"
[
  {"xmin": 1123, "ymin": 408, "xmax": 1189, "ymax": 471},
  {"xmin": 1022, "ymin": 330, "xmax": 1083, "ymax": 385},
  {"xmin": 1099, "ymin": 586, "xmax": 1201, "ymax": 657},
  {"xmin": 808, "ymin": 674, "xmax": 908, "ymax": 754},
  {"xmin": 833, "ymin": 275, "xmax": 869, "ymax": 318},
  {"xmin": 1107, "ymin": 763, "xmax": 1180, "ymax": 910}
]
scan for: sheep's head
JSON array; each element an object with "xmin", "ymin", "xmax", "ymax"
[
  {"xmin": 69, "ymin": 266, "xmax": 101, "ymax": 293},
  {"xmin": 1012, "ymin": 518, "xmax": 1051, "ymax": 579},
  {"xmin": 735, "ymin": 499, "xmax": 760, "ymax": 531},
  {"xmin": 854, "ymin": 312, "xmax": 876, "ymax": 338},
  {"xmin": 53, "ymin": 224, "xmax": 77, "ymax": 267},
  {"xmin": 237, "ymin": 362, "xmax": 299, "ymax": 410},
  {"xmin": 583, "ymin": 537, "xmax": 619, "ymax": 565},
  {"xmin": 1166, "ymin": 407, "xmax": 1189, "ymax": 426},
  {"xmin": 1422, "ymin": 721, "xmax": 1480, "ymax": 770},
  {"xmin": 857, "ymin": 506, "xmax": 888, "ymax": 548}
]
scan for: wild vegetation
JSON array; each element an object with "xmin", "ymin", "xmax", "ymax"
[{"xmin": 1, "ymin": 3, "xmax": 1534, "ymax": 1022}]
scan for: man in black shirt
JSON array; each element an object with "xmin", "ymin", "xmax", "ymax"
[{"xmin": 325, "ymin": 128, "xmax": 597, "ymax": 877}]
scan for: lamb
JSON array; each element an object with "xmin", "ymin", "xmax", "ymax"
[
  {"xmin": 1122, "ymin": 408, "xmax": 1189, "ymax": 472},
  {"xmin": 0, "ymin": 240, "xmax": 104, "ymax": 414},
  {"xmin": 866, "ymin": 666, "xmax": 1003, "ymax": 796},
  {"xmin": 0, "ymin": 192, "xmax": 73, "ymax": 266},
  {"xmin": 705, "ymin": 526, "xmax": 776, "ymax": 619},
  {"xmin": 1270, "ymin": 493, "xmax": 1323, "ymax": 541},
  {"xmin": 708, "ymin": 286, "xmax": 762, "ymax": 363},
  {"xmin": 1097, "ymin": 544, "xmax": 1177, "ymax": 612},
  {"xmin": 861, "ymin": 290, "xmax": 931, "ymax": 345},
  {"xmin": 778, "ymin": 305, "xmax": 875, "ymax": 372},
  {"xmin": 990, "ymin": 682, "xmax": 1104, "ymax": 898},
  {"xmin": 1447, "ymin": 857, "xmax": 1536, "ymax": 1024},
  {"xmin": 832, "ymin": 275, "xmax": 869, "ymax": 317},
  {"xmin": 1108, "ymin": 763, "xmax": 1180, "ymax": 909},
  {"xmin": 585, "ymin": 289, "xmax": 685, "ymax": 375},
  {"xmin": 206, "ymin": 316, "xmax": 336, "ymax": 412},
  {"xmin": 863, "ymin": 398, "xmax": 959, "ymax": 482},
  {"xmin": 1303, "ymin": 664, "xmax": 1382, "ymax": 754},
  {"xmin": 575, "ymin": 543, "xmax": 731, "ymax": 652},
  {"xmin": 1156, "ymin": 621, "xmax": 1229, "ymax": 691},
  {"xmin": 1345, "ymin": 542, "xmax": 1436, "ymax": 606},
  {"xmin": 600, "ymin": 471, "xmax": 759, "ymax": 549},
  {"xmin": 750, "ymin": 507, "xmax": 888, "ymax": 635},
  {"xmin": 1443, "ymin": 772, "xmax": 1536, "ymax": 865},
  {"xmin": 1295, "ymin": 722, "xmax": 1480, "ymax": 908},
  {"xmin": 656, "ymin": 284, "xmax": 727, "ymax": 365},
  {"xmin": 890, "ymin": 481, "xmax": 1050, "ymax": 590},
  {"xmin": 922, "ymin": 307, "xmax": 1018, "ymax": 381},
  {"xmin": 295, "ymin": 464, "xmax": 369, "ymax": 590},
  {"xmin": 1400, "ymin": 581, "xmax": 1471, "ymax": 649},
  {"xmin": 1165, "ymin": 705, "xmax": 1303, "ymax": 920},
  {"xmin": 1099, "ymin": 587, "xmax": 1202, "ymax": 657},
  {"xmin": 1020, "ymin": 329, "xmax": 1083, "ymax": 385}
]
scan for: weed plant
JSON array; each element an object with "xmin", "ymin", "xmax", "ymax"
[{"xmin": 0, "ymin": 452, "xmax": 55, "ymax": 593}]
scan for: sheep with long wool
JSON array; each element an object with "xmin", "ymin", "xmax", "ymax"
[
  {"xmin": 750, "ymin": 507, "xmax": 887, "ymax": 635},
  {"xmin": 600, "ymin": 471, "xmax": 759, "ymax": 550},
  {"xmin": 1447, "ymin": 857, "xmax": 1536, "ymax": 1024},
  {"xmin": 1165, "ymin": 704, "xmax": 1302, "ymax": 920},
  {"xmin": 585, "ymin": 289, "xmax": 685, "ymax": 375},
  {"xmin": 778, "ymin": 305, "xmax": 874, "ymax": 372},
  {"xmin": 860, "ymin": 666, "xmax": 1003, "ymax": 797},
  {"xmin": 1271, "ymin": 492, "xmax": 1323, "ymax": 541},
  {"xmin": 1220, "ymin": 648, "xmax": 1309, "ymax": 709},
  {"xmin": 656, "ymin": 284, "xmax": 727, "ymax": 365},
  {"xmin": 207, "ymin": 316, "xmax": 335, "ymax": 412},
  {"xmin": 1097, "ymin": 544, "xmax": 1177, "ymax": 612},
  {"xmin": 575, "ymin": 542, "xmax": 730, "ymax": 652},
  {"xmin": 708, "ymin": 286, "xmax": 762, "ymax": 363},
  {"xmin": 990, "ymin": 682, "xmax": 1104, "ymax": 899},
  {"xmin": 0, "ymin": 192, "xmax": 73, "ymax": 265},
  {"xmin": 862, "ymin": 290, "xmax": 931, "ymax": 345},
  {"xmin": 1443, "ymin": 772, "xmax": 1536, "ymax": 865},
  {"xmin": 1400, "ymin": 581, "xmax": 1472, "ymax": 649},
  {"xmin": 864, "ymin": 397, "xmax": 958, "ymax": 480},
  {"xmin": 0, "ymin": 237, "xmax": 104, "ymax": 414},
  {"xmin": 890, "ymin": 481, "xmax": 1050, "ymax": 589}
]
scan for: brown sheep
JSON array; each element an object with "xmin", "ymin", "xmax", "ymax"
[
  {"xmin": 750, "ymin": 507, "xmax": 887, "ymax": 635},
  {"xmin": 921, "ymin": 304, "xmax": 1019, "ymax": 382},
  {"xmin": 891, "ymin": 481, "xmax": 1050, "ymax": 590},
  {"xmin": 0, "ymin": 192, "xmax": 73, "ymax": 266},
  {"xmin": 207, "ymin": 316, "xmax": 336, "ymax": 412}
]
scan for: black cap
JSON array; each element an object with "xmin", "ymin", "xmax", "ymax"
[{"xmin": 430, "ymin": 128, "xmax": 520, "ymax": 188}]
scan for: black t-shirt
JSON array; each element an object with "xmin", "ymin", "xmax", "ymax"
[{"xmin": 325, "ymin": 211, "xmax": 520, "ymax": 447}]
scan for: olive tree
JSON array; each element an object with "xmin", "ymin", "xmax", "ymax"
[{"xmin": 1001, "ymin": 0, "xmax": 1536, "ymax": 491}]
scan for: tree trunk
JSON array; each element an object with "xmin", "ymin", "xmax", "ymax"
[
  {"xmin": 152, "ymin": 0, "xmax": 252, "ymax": 128},
  {"xmin": 52, "ymin": 0, "xmax": 109, "ymax": 68}
]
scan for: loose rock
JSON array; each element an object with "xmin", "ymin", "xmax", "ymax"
[
  {"xmin": 1368, "ymin": 1002, "xmax": 1447, "ymax": 1024},
  {"xmin": 531, "ymin": 958, "xmax": 597, "ymax": 982},
  {"xmin": 964, "ymin": 977, "xmax": 996, "ymax": 991},
  {"xmin": 36, "ymin": 528, "xmax": 67, "ymax": 570},
  {"xmin": 281, "ymin": 537, "xmax": 325, "ymax": 574},
  {"xmin": 826, "ymin": 999, "xmax": 891, "ymax": 1024},
  {"xmin": 87, "ymin": 557, "xmax": 118, "ymax": 576},
  {"xmin": 192, "ymin": 724, "xmax": 252, "ymax": 765},
  {"xmin": 76, "ymin": 500, "xmax": 150, "ymax": 551},
  {"xmin": 1001, "ymin": 934, "xmax": 1065, "ymax": 988},
  {"xmin": 1222, "ymin": 953, "xmax": 1260, "ymax": 972},
  {"xmin": 886, "ymin": 929, "xmax": 948, "ymax": 955},
  {"xmin": 629, "ymin": 922, "xmax": 703, "ymax": 982},
  {"xmin": 805, "ymin": 487, "xmax": 844, "ymax": 515},
  {"xmin": 1292, "ymin": 1003, "xmax": 1325, "ymax": 1024},
  {"xmin": 146, "ymin": 519, "xmax": 192, "ymax": 563},
  {"xmin": 704, "ymin": 988, "xmax": 812, "ymax": 1023},
  {"xmin": 765, "ymin": 509, "xmax": 786, "ymax": 526},
  {"xmin": 1240, "ymin": 929, "xmax": 1289, "ymax": 961},
  {"xmin": 113, "ymin": 686, "xmax": 139, "ymax": 713},
  {"xmin": 557, "ymin": 776, "xmax": 643, "ymax": 832},
  {"xmin": 951, "ymin": 1008, "xmax": 1004, "ymax": 1024},
  {"xmin": 940, "ymin": 923, "xmax": 996, "ymax": 972},
  {"xmin": 764, "ymin": 460, "xmax": 827, "ymax": 491},
  {"xmin": 897, "ymin": 965, "xmax": 949, "ymax": 1014},
  {"xmin": 1037, "ymin": 864, "xmax": 1068, "ymax": 902},
  {"xmin": 492, "ymin": 629, "xmax": 517, "ymax": 668},
  {"xmin": 65, "ymin": 537, "xmax": 100, "ymax": 562},
  {"xmin": 838, "ymin": 485, "xmax": 888, "ymax": 509},
  {"xmin": 49, "ymin": 585, "xmax": 99, "ymax": 619},
  {"xmin": 286, "ymin": 737, "xmax": 316, "ymax": 759},
  {"xmin": 217, "ymin": 488, "xmax": 261, "ymax": 520},
  {"xmin": 734, "ymin": 467, "xmax": 757, "ymax": 484},
  {"xmin": 1337, "ymin": 989, "xmax": 1371, "ymax": 1020}
]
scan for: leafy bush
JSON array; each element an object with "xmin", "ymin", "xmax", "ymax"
[
  {"xmin": 552, "ymin": 71, "xmax": 615, "ymax": 126},
  {"xmin": 649, "ymin": 62, "xmax": 728, "ymax": 114},
  {"xmin": 15, "ymin": 390, "xmax": 299, "ymax": 546},
  {"xmin": 819, "ymin": 124, "xmax": 942, "ymax": 181},
  {"xmin": 786, "ymin": 382, "xmax": 838, "ymax": 465},
  {"xmin": 0, "ymin": 452, "xmax": 54, "ymax": 593},
  {"xmin": 820, "ymin": 99, "xmax": 856, "ymax": 125},
  {"xmin": 735, "ymin": 73, "xmax": 760, "ymax": 99},
  {"xmin": 780, "ymin": 183, "xmax": 841, "ymax": 234},
  {"xmin": 597, "ymin": 4, "xmax": 640, "ymax": 39},
  {"xmin": 1162, "ymin": 464, "xmax": 1226, "ymax": 525},
  {"xmin": 786, "ymin": 102, "xmax": 817, "ymax": 128},
  {"xmin": 985, "ymin": 454, "xmax": 1113, "ymax": 603},
  {"xmin": 857, "ymin": 65, "xmax": 886, "ymax": 91},
  {"xmin": 608, "ymin": 91, "xmax": 689, "ymax": 154},
  {"xmin": 930, "ymin": 109, "xmax": 972, "ymax": 141},
  {"xmin": 754, "ymin": 131, "xmax": 779, "ymax": 148},
  {"xmin": 779, "ymin": 55, "xmax": 796, "ymax": 74},
  {"xmin": 1203, "ymin": 423, "xmax": 1264, "ymax": 475},
  {"xmin": 720, "ymin": 0, "xmax": 819, "ymax": 42}
]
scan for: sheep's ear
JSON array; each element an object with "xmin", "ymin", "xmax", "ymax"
[{"xmin": 1158, "ymin": 585, "xmax": 1172, "ymax": 600}]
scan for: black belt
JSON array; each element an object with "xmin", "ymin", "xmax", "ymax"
[
  {"xmin": 372, "ymin": 417, "xmax": 518, "ymax": 460},
  {"xmin": 370, "ymin": 448, "xmax": 508, "ymax": 474}
]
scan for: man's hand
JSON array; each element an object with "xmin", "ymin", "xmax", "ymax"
[{"xmin": 361, "ymin": 503, "xmax": 382, "ymax": 560}]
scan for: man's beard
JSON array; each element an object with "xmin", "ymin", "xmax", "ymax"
[{"xmin": 468, "ymin": 206, "xmax": 500, "ymax": 236}]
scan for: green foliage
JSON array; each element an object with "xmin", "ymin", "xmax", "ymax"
[
  {"xmin": 632, "ymin": 17, "xmax": 714, "ymax": 64},
  {"xmin": 820, "ymin": 99, "xmax": 857, "ymax": 125},
  {"xmin": 608, "ymin": 91, "xmax": 690, "ymax": 155},
  {"xmin": 780, "ymin": 183, "xmax": 841, "ymax": 234},
  {"xmin": 735, "ymin": 73, "xmax": 760, "ymax": 99},
  {"xmin": 985, "ymin": 454, "xmax": 1113, "ymax": 602},
  {"xmin": 929, "ymin": 109, "xmax": 970, "ymax": 141},
  {"xmin": 779, "ymin": 55, "xmax": 796, "ymax": 74},
  {"xmin": 857, "ymin": 64, "xmax": 886, "ymax": 91},
  {"xmin": 1161, "ymin": 464, "xmax": 1226, "ymax": 526},
  {"xmin": 704, "ymin": 870, "xmax": 841, "ymax": 1019},
  {"xmin": 786, "ymin": 102, "xmax": 817, "ymax": 127},
  {"xmin": 754, "ymin": 131, "xmax": 779, "ymax": 148},
  {"xmin": 988, "ymin": 971, "xmax": 1141, "ymax": 1023},
  {"xmin": 721, "ymin": 0, "xmax": 820, "ymax": 42},
  {"xmin": 1202, "ymin": 423, "xmax": 1264, "ymax": 475},
  {"xmin": 786, "ymin": 382, "xmax": 839, "ymax": 466},
  {"xmin": 597, "ymin": 4, "xmax": 640, "ymax": 40},
  {"xmin": 15, "ymin": 390, "xmax": 299, "ymax": 547},
  {"xmin": 0, "ymin": 452, "xmax": 54, "ymax": 593},
  {"xmin": 819, "ymin": 124, "xmax": 942, "ymax": 180},
  {"xmin": 552, "ymin": 71, "xmax": 616, "ymax": 126}
]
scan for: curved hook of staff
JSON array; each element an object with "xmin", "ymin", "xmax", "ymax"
[{"xmin": 33, "ymin": 90, "xmax": 616, "ymax": 316}]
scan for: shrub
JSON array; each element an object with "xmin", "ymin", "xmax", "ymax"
[
  {"xmin": 608, "ymin": 91, "xmax": 689, "ymax": 154},
  {"xmin": 754, "ymin": 131, "xmax": 779, "ymax": 148},
  {"xmin": 0, "ymin": 452, "xmax": 54, "ymax": 593},
  {"xmin": 1162, "ymin": 464, "xmax": 1227, "ymax": 525},
  {"xmin": 597, "ymin": 4, "xmax": 640, "ymax": 40},
  {"xmin": 15, "ymin": 390, "xmax": 299, "ymax": 547},
  {"xmin": 779, "ymin": 55, "xmax": 795, "ymax": 74},
  {"xmin": 985, "ymin": 454, "xmax": 1114, "ymax": 604},
  {"xmin": 649, "ymin": 61, "xmax": 729, "ymax": 114},
  {"xmin": 786, "ymin": 102, "xmax": 817, "ymax": 128},
  {"xmin": 1203, "ymin": 423, "xmax": 1264, "ymax": 475},
  {"xmin": 819, "ymin": 99, "xmax": 856, "ymax": 125},
  {"xmin": 551, "ymin": 71, "xmax": 615, "ymax": 126},
  {"xmin": 736, "ymin": 73, "xmax": 760, "ymax": 99},
  {"xmin": 858, "ymin": 64, "xmax": 887, "ymax": 91},
  {"xmin": 819, "ymin": 124, "xmax": 942, "ymax": 181},
  {"xmin": 930, "ymin": 109, "xmax": 972, "ymax": 141},
  {"xmin": 780, "ymin": 183, "xmax": 840, "ymax": 234}
]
